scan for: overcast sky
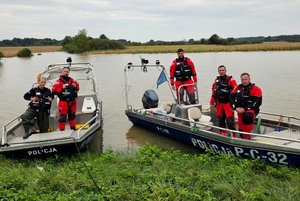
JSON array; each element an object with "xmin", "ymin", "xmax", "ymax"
[{"xmin": 0, "ymin": 0, "xmax": 299, "ymax": 42}]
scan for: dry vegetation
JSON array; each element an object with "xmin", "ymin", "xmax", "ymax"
[
  {"xmin": 88, "ymin": 42, "xmax": 300, "ymax": 54},
  {"xmin": 0, "ymin": 46, "xmax": 62, "ymax": 57},
  {"xmin": 1, "ymin": 42, "xmax": 300, "ymax": 57}
]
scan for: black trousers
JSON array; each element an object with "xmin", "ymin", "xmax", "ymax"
[{"xmin": 21, "ymin": 108, "xmax": 49, "ymax": 133}]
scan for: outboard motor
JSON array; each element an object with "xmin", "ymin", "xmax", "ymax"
[{"xmin": 142, "ymin": 89, "xmax": 159, "ymax": 109}]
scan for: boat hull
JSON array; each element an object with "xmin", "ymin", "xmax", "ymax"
[
  {"xmin": 126, "ymin": 111, "xmax": 300, "ymax": 167},
  {"xmin": 0, "ymin": 127, "xmax": 100, "ymax": 158}
]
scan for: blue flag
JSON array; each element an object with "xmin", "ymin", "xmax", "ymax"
[{"xmin": 156, "ymin": 70, "xmax": 168, "ymax": 88}]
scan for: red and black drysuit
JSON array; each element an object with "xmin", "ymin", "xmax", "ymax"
[
  {"xmin": 170, "ymin": 57, "xmax": 197, "ymax": 104},
  {"xmin": 52, "ymin": 75, "xmax": 79, "ymax": 131},
  {"xmin": 230, "ymin": 83, "xmax": 262, "ymax": 139},
  {"xmin": 210, "ymin": 75, "xmax": 237, "ymax": 135}
]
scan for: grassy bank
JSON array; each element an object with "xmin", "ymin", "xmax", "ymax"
[
  {"xmin": 0, "ymin": 145, "xmax": 299, "ymax": 200},
  {"xmin": 0, "ymin": 46, "xmax": 62, "ymax": 57},
  {"xmin": 90, "ymin": 42, "xmax": 300, "ymax": 54},
  {"xmin": 1, "ymin": 42, "xmax": 300, "ymax": 58}
]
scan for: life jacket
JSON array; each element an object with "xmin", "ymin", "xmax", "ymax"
[
  {"xmin": 235, "ymin": 83, "xmax": 256, "ymax": 110},
  {"xmin": 174, "ymin": 57, "xmax": 192, "ymax": 81},
  {"xmin": 29, "ymin": 88, "xmax": 52, "ymax": 111},
  {"xmin": 58, "ymin": 77, "xmax": 78, "ymax": 101},
  {"xmin": 214, "ymin": 76, "xmax": 232, "ymax": 103}
]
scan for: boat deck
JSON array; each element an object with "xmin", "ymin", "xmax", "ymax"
[
  {"xmin": 253, "ymin": 130, "xmax": 300, "ymax": 149},
  {"xmin": 6, "ymin": 130, "xmax": 76, "ymax": 146}
]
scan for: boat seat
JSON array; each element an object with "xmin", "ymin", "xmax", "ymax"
[
  {"xmin": 162, "ymin": 103, "xmax": 172, "ymax": 114},
  {"xmin": 187, "ymin": 107, "xmax": 213, "ymax": 129},
  {"xmin": 81, "ymin": 97, "xmax": 96, "ymax": 113}
]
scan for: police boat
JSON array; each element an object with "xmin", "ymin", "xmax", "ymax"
[
  {"xmin": 0, "ymin": 58, "xmax": 102, "ymax": 157},
  {"xmin": 124, "ymin": 60, "xmax": 300, "ymax": 166}
]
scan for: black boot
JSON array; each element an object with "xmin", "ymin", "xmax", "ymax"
[{"xmin": 23, "ymin": 132, "xmax": 30, "ymax": 139}]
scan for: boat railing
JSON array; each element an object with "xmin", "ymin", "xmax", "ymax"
[
  {"xmin": 76, "ymin": 102, "xmax": 102, "ymax": 138},
  {"xmin": 1, "ymin": 116, "xmax": 22, "ymax": 146},
  {"xmin": 47, "ymin": 63, "xmax": 93, "ymax": 70},
  {"xmin": 177, "ymin": 84, "xmax": 199, "ymax": 104},
  {"xmin": 136, "ymin": 109, "xmax": 300, "ymax": 144},
  {"xmin": 76, "ymin": 78, "xmax": 97, "ymax": 94},
  {"xmin": 259, "ymin": 111, "xmax": 300, "ymax": 127}
]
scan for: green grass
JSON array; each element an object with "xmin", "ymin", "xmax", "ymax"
[{"xmin": 0, "ymin": 145, "xmax": 299, "ymax": 200}]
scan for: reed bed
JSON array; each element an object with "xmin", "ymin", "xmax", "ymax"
[
  {"xmin": 90, "ymin": 42, "xmax": 300, "ymax": 54},
  {"xmin": 1, "ymin": 42, "xmax": 300, "ymax": 57}
]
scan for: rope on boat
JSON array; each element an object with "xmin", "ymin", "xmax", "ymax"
[{"xmin": 71, "ymin": 137, "xmax": 103, "ymax": 196}]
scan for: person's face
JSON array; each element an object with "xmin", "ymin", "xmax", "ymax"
[
  {"xmin": 177, "ymin": 51, "xmax": 184, "ymax": 59},
  {"xmin": 39, "ymin": 79, "xmax": 46, "ymax": 88},
  {"xmin": 62, "ymin": 68, "xmax": 70, "ymax": 76},
  {"xmin": 241, "ymin": 75, "xmax": 250, "ymax": 86},
  {"xmin": 218, "ymin": 67, "xmax": 226, "ymax": 76}
]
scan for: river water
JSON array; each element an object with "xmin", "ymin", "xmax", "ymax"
[{"xmin": 0, "ymin": 51, "xmax": 299, "ymax": 153}]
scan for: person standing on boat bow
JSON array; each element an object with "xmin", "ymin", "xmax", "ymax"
[
  {"xmin": 230, "ymin": 73, "xmax": 262, "ymax": 139},
  {"xmin": 210, "ymin": 65, "xmax": 237, "ymax": 136},
  {"xmin": 21, "ymin": 74, "xmax": 53, "ymax": 139},
  {"xmin": 52, "ymin": 66, "xmax": 79, "ymax": 131},
  {"xmin": 169, "ymin": 48, "xmax": 198, "ymax": 104}
]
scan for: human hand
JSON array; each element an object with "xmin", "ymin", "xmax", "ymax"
[
  {"xmin": 47, "ymin": 97, "xmax": 52, "ymax": 101},
  {"xmin": 72, "ymin": 83, "xmax": 77, "ymax": 87},
  {"xmin": 236, "ymin": 107, "xmax": 245, "ymax": 114},
  {"xmin": 31, "ymin": 97, "xmax": 39, "ymax": 102},
  {"xmin": 63, "ymin": 84, "xmax": 67, "ymax": 89},
  {"xmin": 171, "ymin": 85, "xmax": 175, "ymax": 91}
]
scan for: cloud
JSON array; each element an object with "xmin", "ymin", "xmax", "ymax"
[{"xmin": 0, "ymin": 0, "xmax": 299, "ymax": 41}]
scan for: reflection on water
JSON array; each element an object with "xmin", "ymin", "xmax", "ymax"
[
  {"xmin": 87, "ymin": 128, "xmax": 104, "ymax": 153},
  {"xmin": 0, "ymin": 52, "xmax": 300, "ymax": 154},
  {"xmin": 126, "ymin": 125, "xmax": 198, "ymax": 153}
]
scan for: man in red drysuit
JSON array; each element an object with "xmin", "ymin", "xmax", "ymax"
[
  {"xmin": 169, "ymin": 48, "xmax": 198, "ymax": 104},
  {"xmin": 210, "ymin": 65, "xmax": 237, "ymax": 136},
  {"xmin": 230, "ymin": 73, "xmax": 262, "ymax": 139},
  {"xmin": 52, "ymin": 66, "xmax": 79, "ymax": 131}
]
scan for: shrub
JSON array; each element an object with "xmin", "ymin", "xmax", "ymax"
[
  {"xmin": 89, "ymin": 39, "xmax": 125, "ymax": 51},
  {"xmin": 17, "ymin": 48, "xmax": 32, "ymax": 57},
  {"xmin": 0, "ymin": 51, "xmax": 4, "ymax": 59}
]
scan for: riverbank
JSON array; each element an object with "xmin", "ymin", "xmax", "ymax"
[
  {"xmin": 0, "ymin": 145, "xmax": 299, "ymax": 200},
  {"xmin": 0, "ymin": 46, "xmax": 62, "ymax": 57},
  {"xmin": 1, "ymin": 42, "xmax": 300, "ymax": 57}
]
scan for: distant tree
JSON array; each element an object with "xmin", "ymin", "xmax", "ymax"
[
  {"xmin": 200, "ymin": 38, "xmax": 208, "ymax": 44},
  {"xmin": 63, "ymin": 29, "xmax": 125, "ymax": 53},
  {"xmin": 89, "ymin": 39, "xmax": 125, "ymax": 50},
  {"xmin": 188, "ymin": 39, "xmax": 195, "ymax": 44},
  {"xmin": 99, "ymin": 34, "xmax": 108, "ymax": 40},
  {"xmin": 17, "ymin": 48, "xmax": 32, "ymax": 57},
  {"xmin": 62, "ymin": 36, "xmax": 72, "ymax": 46},
  {"xmin": 208, "ymin": 34, "xmax": 221, "ymax": 44}
]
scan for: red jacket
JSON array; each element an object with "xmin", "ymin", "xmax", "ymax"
[
  {"xmin": 52, "ymin": 76, "xmax": 79, "ymax": 101},
  {"xmin": 210, "ymin": 75, "xmax": 237, "ymax": 105},
  {"xmin": 169, "ymin": 57, "xmax": 197, "ymax": 85}
]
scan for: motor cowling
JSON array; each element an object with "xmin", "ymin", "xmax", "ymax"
[{"xmin": 142, "ymin": 89, "xmax": 159, "ymax": 109}]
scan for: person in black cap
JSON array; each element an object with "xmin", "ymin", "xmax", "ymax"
[
  {"xmin": 230, "ymin": 72, "xmax": 262, "ymax": 139},
  {"xmin": 169, "ymin": 48, "xmax": 198, "ymax": 104},
  {"xmin": 52, "ymin": 66, "xmax": 79, "ymax": 131}
]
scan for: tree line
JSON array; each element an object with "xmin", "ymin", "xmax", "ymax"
[{"xmin": 1, "ymin": 33, "xmax": 300, "ymax": 48}]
